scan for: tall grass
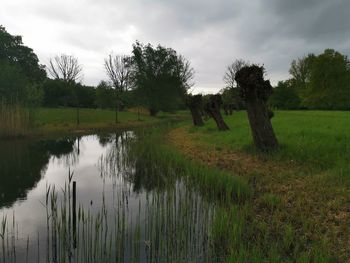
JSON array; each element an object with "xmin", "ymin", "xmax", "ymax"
[
  {"xmin": 127, "ymin": 130, "xmax": 251, "ymax": 202},
  {"xmin": 0, "ymin": 101, "xmax": 32, "ymax": 138}
]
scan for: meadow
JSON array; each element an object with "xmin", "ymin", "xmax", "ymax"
[
  {"xmin": 188, "ymin": 110, "xmax": 350, "ymax": 172},
  {"xmin": 168, "ymin": 110, "xmax": 350, "ymax": 261},
  {"xmin": 0, "ymin": 106, "xmax": 182, "ymax": 138}
]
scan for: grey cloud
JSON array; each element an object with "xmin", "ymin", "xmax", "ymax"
[
  {"xmin": 1, "ymin": 0, "xmax": 349, "ymax": 91},
  {"xmin": 270, "ymin": 0, "xmax": 350, "ymax": 41}
]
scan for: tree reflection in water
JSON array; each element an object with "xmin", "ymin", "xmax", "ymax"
[{"xmin": 0, "ymin": 137, "xmax": 77, "ymax": 208}]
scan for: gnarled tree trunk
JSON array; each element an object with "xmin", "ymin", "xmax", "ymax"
[
  {"xmin": 245, "ymin": 101, "xmax": 278, "ymax": 150},
  {"xmin": 235, "ymin": 65, "xmax": 278, "ymax": 150},
  {"xmin": 186, "ymin": 94, "xmax": 204, "ymax": 126},
  {"xmin": 205, "ymin": 94, "xmax": 229, "ymax": 131}
]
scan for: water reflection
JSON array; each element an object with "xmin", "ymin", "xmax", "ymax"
[
  {"xmin": 0, "ymin": 132, "xmax": 218, "ymax": 262},
  {"xmin": 0, "ymin": 137, "xmax": 78, "ymax": 208}
]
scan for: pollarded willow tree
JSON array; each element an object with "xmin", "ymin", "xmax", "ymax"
[
  {"xmin": 204, "ymin": 94, "xmax": 229, "ymax": 131},
  {"xmin": 235, "ymin": 65, "xmax": 278, "ymax": 150},
  {"xmin": 186, "ymin": 94, "xmax": 204, "ymax": 126}
]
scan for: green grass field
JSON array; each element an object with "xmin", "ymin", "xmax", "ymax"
[
  {"xmin": 28, "ymin": 107, "xmax": 184, "ymax": 137},
  {"xmin": 36, "ymin": 107, "xmax": 156, "ymax": 125},
  {"xmin": 190, "ymin": 110, "xmax": 350, "ymax": 177},
  {"xmin": 172, "ymin": 110, "xmax": 350, "ymax": 261}
]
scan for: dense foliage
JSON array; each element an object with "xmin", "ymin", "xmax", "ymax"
[
  {"xmin": 274, "ymin": 49, "xmax": 350, "ymax": 110},
  {"xmin": 303, "ymin": 49, "xmax": 350, "ymax": 109},
  {"xmin": 95, "ymin": 81, "xmax": 115, "ymax": 109},
  {"xmin": 269, "ymin": 80, "xmax": 301, "ymax": 110},
  {"xmin": 130, "ymin": 41, "xmax": 193, "ymax": 115},
  {"xmin": 0, "ymin": 26, "xmax": 45, "ymax": 106},
  {"xmin": 42, "ymin": 79, "xmax": 96, "ymax": 108}
]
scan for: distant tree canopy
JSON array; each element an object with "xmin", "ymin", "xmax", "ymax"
[
  {"xmin": 130, "ymin": 41, "xmax": 194, "ymax": 116},
  {"xmin": 4, "ymin": 25, "xmax": 350, "ymax": 115},
  {"xmin": 47, "ymin": 54, "xmax": 83, "ymax": 84},
  {"xmin": 221, "ymin": 59, "xmax": 249, "ymax": 111},
  {"xmin": 220, "ymin": 87, "xmax": 245, "ymax": 111},
  {"xmin": 95, "ymin": 81, "xmax": 115, "ymax": 109},
  {"xmin": 42, "ymin": 79, "xmax": 96, "ymax": 108},
  {"xmin": 0, "ymin": 26, "xmax": 46, "ymax": 105},
  {"xmin": 103, "ymin": 54, "xmax": 131, "ymax": 123},
  {"xmin": 289, "ymin": 54, "xmax": 315, "ymax": 95},
  {"xmin": 223, "ymin": 59, "xmax": 249, "ymax": 89},
  {"xmin": 45, "ymin": 54, "xmax": 87, "ymax": 119},
  {"xmin": 42, "ymin": 79, "xmax": 74, "ymax": 107},
  {"xmin": 0, "ymin": 26, "xmax": 46, "ymax": 83},
  {"xmin": 269, "ymin": 80, "xmax": 301, "ymax": 110},
  {"xmin": 288, "ymin": 49, "xmax": 350, "ymax": 110},
  {"xmin": 104, "ymin": 54, "xmax": 131, "ymax": 93},
  {"xmin": 0, "ymin": 61, "xmax": 28, "ymax": 104}
]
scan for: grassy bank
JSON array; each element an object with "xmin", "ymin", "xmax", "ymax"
[
  {"xmin": 135, "ymin": 128, "xmax": 332, "ymax": 262},
  {"xmin": 168, "ymin": 110, "xmax": 350, "ymax": 262}
]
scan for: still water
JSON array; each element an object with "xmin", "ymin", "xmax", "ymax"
[{"xmin": 0, "ymin": 132, "xmax": 218, "ymax": 262}]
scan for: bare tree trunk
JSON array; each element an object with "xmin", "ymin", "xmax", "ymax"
[
  {"xmin": 189, "ymin": 107, "xmax": 204, "ymax": 126},
  {"xmin": 205, "ymin": 95, "xmax": 229, "ymax": 131},
  {"xmin": 209, "ymin": 110, "xmax": 229, "ymax": 131},
  {"xmin": 246, "ymin": 100, "xmax": 278, "ymax": 150},
  {"xmin": 186, "ymin": 95, "xmax": 204, "ymax": 126}
]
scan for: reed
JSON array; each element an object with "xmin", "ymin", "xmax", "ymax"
[
  {"xmin": 0, "ymin": 101, "xmax": 32, "ymax": 138},
  {"xmin": 0, "ymin": 169, "xmax": 220, "ymax": 261},
  {"xmin": 127, "ymin": 130, "xmax": 251, "ymax": 203}
]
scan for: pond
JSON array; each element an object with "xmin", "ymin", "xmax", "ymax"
[{"xmin": 0, "ymin": 131, "xmax": 222, "ymax": 262}]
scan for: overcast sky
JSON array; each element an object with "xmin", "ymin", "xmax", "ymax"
[{"xmin": 1, "ymin": 0, "xmax": 350, "ymax": 93}]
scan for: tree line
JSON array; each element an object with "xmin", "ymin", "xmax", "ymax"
[
  {"xmin": 0, "ymin": 26, "xmax": 192, "ymax": 118},
  {"xmin": 2, "ymin": 26, "xmax": 349, "ymax": 114}
]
